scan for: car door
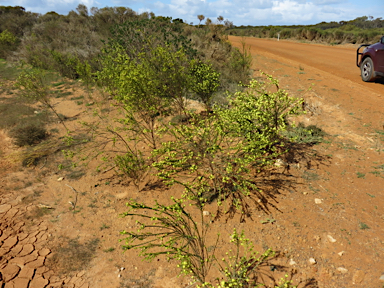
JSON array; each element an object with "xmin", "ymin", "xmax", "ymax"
[{"xmin": 377, "ymin": 36, "xmax": 384, "ymax": 72}]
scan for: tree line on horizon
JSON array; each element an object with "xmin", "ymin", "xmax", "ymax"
[{"xmin": 228, "ymin": 16, "xmax": 384, "ymax": 44}]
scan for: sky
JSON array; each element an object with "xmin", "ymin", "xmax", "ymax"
[{"xmin": 1, "ymin": 0, "xmax": 383, "ymax": 26}]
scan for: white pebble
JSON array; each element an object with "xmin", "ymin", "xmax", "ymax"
[
  {"xmin": 289, "ymin": 259, "xmax": 297, "ymax": 266},
  {"xmin": 314, "ymin": 198, "xmax": 323, "ymax": 204},
  {"xmin": 337, "ymin": 267, "xmax": 348, "ymax": 274},
  {"xmin": 327, "ymin": 235, "xmax": 337, "ymax": 243}
]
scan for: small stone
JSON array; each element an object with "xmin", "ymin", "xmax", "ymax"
[
  {"xmin": 338, "ymin": 251, "xmax": 345, "ymax": 256},
  {"xmin": 308, "ymin": 258, "xmax": 316, "ymax": 265},
  {"xmin": 337, "ymin": 267, "xmax": 348, "ymax": 274},
  {"xmin": 379, "ymin": 274, "xmax": 384, "ymax": 282},
  {"xmin": 314, "ymin": 198, "xmax": 323, "ymax": 204},
  {"xmin": 36, "ymin": 204, "xmax": 53, "ymax": 209},
  {"xmin": 57, "ymin": 177, "xmax": 64, "ymax": 181},
  {"xmin": 275, "ymin": 159, "xmax": 285, "ymax": 167},
  {"xmin": 303, "ymin": 192, "xmax": 308, "ymax": 195},
  {"xmin": 327, "ymin": 235, "xmax": 337, "ymax": 243},
  {"xmin": 120, "ymin": 267, "xmax": 125, "ymax": 271},
  {"xmin": 118, "ymin": 274, "xmax": 121, "ymax": 278},
  {"xmin": 352, "ymin": 270, "xmax": 365, "ymax": 284},
  {"xmin": 115, "ymin": 192, "xmax": 129, "ymax": 199},
  {"xmin": 203, "ymin": 211, "xmax": 210, "ymax": 216},
  {"xmin": 289, "ymin": 259, "xmax": 297, "ymax": 266}
]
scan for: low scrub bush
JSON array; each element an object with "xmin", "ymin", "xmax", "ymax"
[
  {"xmin": 283, "ymin": 122, "xmax": 326, "ymax": 145},
  {"xmin": 9, "ymin": 123, "xmax": 48, "ymax": 146},
  {"xmin": 121, "ymin": 198, "xmax": 295, "ymax": 287},
  {"xmin": 153, "ymin": 74, "xmax": 304, "ymax": 219}
]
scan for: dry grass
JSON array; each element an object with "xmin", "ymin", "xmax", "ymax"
[{"xmin": 48, "ymin": 238, "xmax": 99, "ymax": 275}]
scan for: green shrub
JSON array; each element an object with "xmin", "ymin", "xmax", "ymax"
[
  {"xmin": 154, "ymin": 74, "xmax": 304, "ymax": 219},
  {"xmin": 283, "ymin": 122, "xmax": 326, "ymax": 144},
  {"xmin": 115, "ymin": 152, "xmax": 146, "ymax": 189},
  {"xmin": 121, "ymin": 198, "xmax": 216, "ymax": 284},
  {"xmin": 189, "ymin": 60, "xmax": 220, "ymax": 110}
]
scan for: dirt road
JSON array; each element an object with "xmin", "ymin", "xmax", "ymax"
[
  {"xmin": 229, "ymin": 36, "xmax": 383, "ymax": 133},
  {"xmin": 229, "ymin": 36, "xmax": 383, "ymax": 94}
]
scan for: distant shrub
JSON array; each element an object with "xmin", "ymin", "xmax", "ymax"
[{"xmin": 10, "ymin": 123, "xmax": 48, "ymax": 146}]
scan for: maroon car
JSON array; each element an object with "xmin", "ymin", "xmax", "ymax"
[{"xmin": 356, "ymin": 35, "xmax": 384, "ymax": 82}]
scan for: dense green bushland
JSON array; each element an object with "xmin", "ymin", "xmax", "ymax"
[
  {"xmin": 0, "ymin": 6, "xmax": 38, "ymax": 58},
  {"xmin": 228, "ymin": 16, "xmax": 384, "ymax": 44},
  {"xmin": 1, "ymin": 5, "xmax": 250, "ymax": 87}
]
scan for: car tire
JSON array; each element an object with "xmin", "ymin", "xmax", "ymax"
[{"xmin": 361, "ymin": 57, "xmax": 376, "ymax": 82}]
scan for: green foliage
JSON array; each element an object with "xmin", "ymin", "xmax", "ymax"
[
  {"xmin": 120, "ymin": 199, "xmax": 283, "ymax": 287},
  {"xmin": 220, "ymin": 73, "xmax": 304, "ymax": 148},
  {"xmin": 15, "ymin": 69, "xmax": 50, "ymax": 102},
  {"xmin": 229, "ymin": 39, "xmax": 252, "ymax": 83},
  {"xmin": 153, "ymin": 113, "xmax": 258, "ymax": 219},
  {"xmin": 120, "ymin": 198, "xmax": 216, "ymax": 284},
  {"xmin": 98, "ymin": 42, "xmax": 189, "ymax": 114},
  {"xmin": 111, "ymin": 17, "xmax": 197, "ymax": 59},
  {"xmin": 283, "ymin": 122, "xmax": 326, "ymax": 144},
  {"xmin": 228, "ymin": 16, "xmax": 384, "ymax": 44},
  {"xmin": 153, "ymin": 74, "xmax": 303, "ymax": 219},
  {"xmin": 0, "ymin": 59, "xmax": 20, "ymax": 80},
  {"xmin": 15, "ymin": 69, "xmax": 68, "ymax": 130},
  {"xmin": 189, "ymin": 60, "xmax": 220, "ymax": 110},
  {"xmin": 115, "ymin": 151, "xmax": 146, "ymax": 189},
  {"xmin": 50, "ymin": 50, "xmax": 80, "ymax": 79},
  {"xmin": 0, "ymin": 29, "xmax": 17, "ymax": 44},
  {"xmin": 201, "ymin": 229, "xmax": 274, "ymax": 288}
]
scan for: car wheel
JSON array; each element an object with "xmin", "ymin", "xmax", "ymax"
[{"xmin": 361, "ymin": 57, "xmax": 376, "ymax": 82}]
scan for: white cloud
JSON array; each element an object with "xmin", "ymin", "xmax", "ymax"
[{"xmin": 271, "ymin": 0, "xmax": 315, "ymax": 23}]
